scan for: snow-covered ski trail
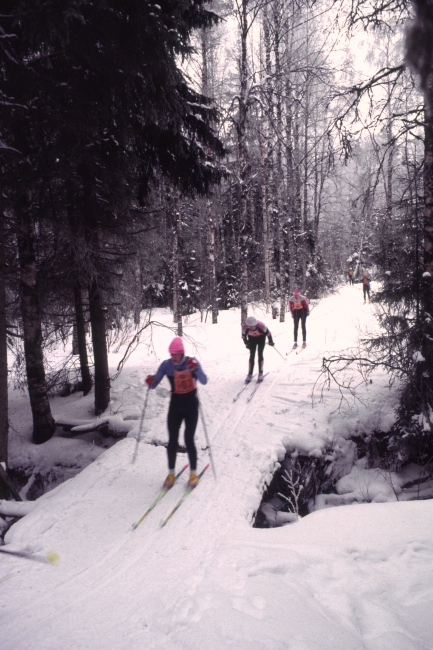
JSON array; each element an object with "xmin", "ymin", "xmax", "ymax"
[{"xmin": 4, "ymin": 287, "xmax": 430, "ymax": 650}]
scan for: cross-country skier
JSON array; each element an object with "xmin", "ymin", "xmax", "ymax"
[
  {"xmin": 242, "ymin": 316, "xmax": 274, "ymax": 383},
  {"xmin": 363, "ymin": 268, "xmax": 372, "ymax": 303},
  {"xmin": 289, "ymin": 288, "xmax": 310, "ymax": 349},
  {"xmin": 146, "ymin": 337, "xmax": 207, "ymax": 489},
  {"xmin": 348, "ymin": 267, "xmax": 354, "ymax": 285}
]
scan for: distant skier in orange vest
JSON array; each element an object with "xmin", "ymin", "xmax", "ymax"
[
  {"xmin": 348, "ymin": 267, "xmax": 354, "ymax": 285},
  {"xmin": 289, "ymin": 288, "xmax": 310, "ymax": 349}
]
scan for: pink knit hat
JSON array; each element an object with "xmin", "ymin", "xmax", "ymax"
[{"xmin": 169, "ymin": 337, "xmax": 185, "ymax": 354}]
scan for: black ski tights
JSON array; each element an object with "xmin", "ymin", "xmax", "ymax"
[
  {"xmin": 167, "ymin": 394, "xmax": 198, "ymax": 471},
  {"xmin": 293, "ymin": 308, "xmax": 307, "ymax": 342},
  {"xmin": 248, "ymin": 337, "xmax": 266, "ymax": 374}
]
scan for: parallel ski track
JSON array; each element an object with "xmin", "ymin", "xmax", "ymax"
[{"xmin": 1, "ymin": 478, "xmax": 196, "ymax": 650}]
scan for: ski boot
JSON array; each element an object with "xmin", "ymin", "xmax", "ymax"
[
  {"xmin": 292, "ymin": 342, "xmax": 298, "ymax": 349},
  {"xmin": 187, "ymin": 472, "xmax": 198, "ymax": 489},
  {"xmin": 163, "ymin": 472, "xmax": 175, "ymax": 489},
  {"xmin": 302, "ymin": 342, "xmax": 307, "ymax": 348},
  {"xmin": 245, "ymin": 373, "xmax": 253, "ymax": 383},
  {"xmin": 258, "ymin": 372, "xmax": 264, "ymax": 382}
]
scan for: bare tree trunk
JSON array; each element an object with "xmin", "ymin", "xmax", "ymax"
[
  {"xmin": 285, "ymin": 33, "xmax": 295, "ymax": 294},
  {"xmin": 423, "ymin": 83, "xmax": 433, "ymax": 287},
  {"xmin": 16, "ymin": 192, "xmax": 55, "ymax": 443},
  {"xmin": 88, "ymin": 277, "xmax": 110, "ymax": 415},
  {"xmin": 273, "ymin": 3, "xmax": 286, "ymax": 322},
  {"xmin": 263, "ymin": 5, "xmax": 275, "ymax": 304},
  {"xmin": 302, "ymin": 72, "xmax": 310, "ymax": 288},
  {"xmin": 293, "ymin": 100, "xmax": 302, "ymax": 285},
  {"xmin": 0, "ymin": 204, "xmax": 8, "ymax": 464},
  {"xmin": 313, "ymin": 135, "xmax": 327, "ymax": 264},
  {"xmin": 66, "ymin": 187, "xmax": 93, "ymax": 396},
  {"xmin": 73, "ymin": 280, "xmax": 92, "ymax": 395},
  {"xmin": 200, "ymin": 28, "xmax": 219, "ymax": 324},
  {"xmin": 218, "ymin": 188, "xmax": 228, "ymax": 301},
  {"xmin": 238, "ymin": 0, "xmax": 250, "ymax": 324},
  {"xmin": 82, "ymin": 176, "xmax": 110, "ymax": 415},
  {"xmin": 258, "ymin": 11, "xmax": 270, "ymax": 306},
  {"xmin": 171, "ymin": 199, "xmax": 182, "ymax": 336},
  {"xmin": 259, "ymin": 118, "xmax": 271, "ymax": 307},
  {"xmin": 207, "ymin": 208, "xmax": 219, "ymax": 323}
]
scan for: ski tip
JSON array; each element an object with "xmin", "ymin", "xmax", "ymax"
[{"xmin": 46, "ymin": 551, "xmax": 60, "ymax": 565}]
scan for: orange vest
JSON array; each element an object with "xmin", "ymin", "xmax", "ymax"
[{"xmin": 173, "ymin": 369, "xmax": 196, "ymax": 394}]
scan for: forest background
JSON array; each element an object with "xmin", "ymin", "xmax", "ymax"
[{"xmin": 0, "ymin": 0, "xmax": 432, "ymax": 494}]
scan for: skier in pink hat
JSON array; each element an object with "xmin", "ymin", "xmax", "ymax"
[{"xmin": 146, "ymin": 337, "xmax": 207, "ymax": 489}]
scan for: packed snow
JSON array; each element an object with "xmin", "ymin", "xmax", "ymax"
[{"xmin": 1, "ymin": 284, "xmax": 433, "ymax": 650}]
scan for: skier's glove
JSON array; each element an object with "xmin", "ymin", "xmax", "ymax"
[
  {"xmin": 187, "ymin": 358, "xmax": 197, "ymax": 370},
  {"xmin": 244, "ymin": 341, "xmax": 250, "ymax": 349},
  {"xmin": 145, "ymin": 374, "xmax": 154, "ymax": 386},
  {"xmin": 268, "ymin": 338, "xmax": 275, "ymax": 347}
]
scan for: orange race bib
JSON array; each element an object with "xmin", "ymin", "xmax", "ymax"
[
  {"xmin": 248, "ymin": 328, "xmax": 262, "ymax": 337},
  {"xmin": 173, "ymin": 369, "xmax": 196, "ymax": 394},
  {"xmin": 294, "ymin": 301, "xmax": 303, "ymax": 309}
]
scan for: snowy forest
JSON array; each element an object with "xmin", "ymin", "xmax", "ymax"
[
  {"xmin": 1, "ymin": 2, "xmax": 433, "ymax": 647},
  {"xmin": 0, "ymin": 1, "xmax": 432, "ymax": 500}
]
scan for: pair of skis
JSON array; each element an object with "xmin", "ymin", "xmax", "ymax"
[
  {"xmin": 233, "ymin": 373, "xmax": 268, "ymax": 403},
  {"xmin": 286, "ymin": 345, "xmax": 306, "ymax": 356},
  {"xmin": 233, "ymin": 374, "xmax": 255, "ymax": 402},
  {"xmin": 246, "ymin": 372, "xmax": 269, "ymax": 401},
  {"xmin": 132, "ymin": 463, "xmax": 209, "ymax": 530}
]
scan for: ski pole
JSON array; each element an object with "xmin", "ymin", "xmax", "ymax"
[
  {"xmin": 198, "ymin": 401, "xmax": 217, "ymax": 481},
  {"xmin": 272, "ymin": 346, "xmax": 286, "ymax": 361},
  {"xmin": 132, "ymin": 386, "xmax": 150, "ymax": 464}
]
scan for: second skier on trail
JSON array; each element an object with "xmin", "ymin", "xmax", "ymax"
[
  {"xmin": 242, "ymin": 316, "xmax": 274, "ymax": 383},
  {"xmin": 289, "ymin": 288, "xmax": 310, "ymax": 349},
  {"xmin": 146, "ymin": 337, "xmax": 207, "ymax": 490}
]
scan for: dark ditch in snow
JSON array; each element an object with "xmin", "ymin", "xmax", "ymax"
[
  {"xmin": 254, "ymin": 435, "xmax": 367, "ymax": 528},
  {"xmin": 5, "ymin": 425, "xmax": 123, "ymax": 506},
  {"xmin": 254, "ymin": 433, "xmax": 433, "ymax": 528}
]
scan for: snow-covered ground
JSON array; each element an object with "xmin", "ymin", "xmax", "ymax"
[{"xmin": 1, "ymin": 284, "xmax": 432, "ymax": 650}]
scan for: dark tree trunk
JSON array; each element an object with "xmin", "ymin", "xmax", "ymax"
[
  {"xmin": 0, "ymin": 206, "xmax": 8, "ymax": 464},
  {"xmin": 81, "ymin": 173, "xmax": 111, "ymax": 415},
  {"xmin": 406, "ymin": 0, "xmax": 433, "ymax": 409},
  {"xmin": 88, "ymin": 278, "xmax": 110, "ymax": 415},
  {"xmin": 73, "ymin": 279, "xmax": 92, "ymax": 396},
  {"xmin": 66, "ymin": 186, "xmax": 92, "ymax": 395},
  {"xmin": 238, "ymin": 0, "xmax": 249, "ymax": 325},
  {"xmin": 423, "ymin": 85, "xmax": 433, "ymax": 312},
  {"xmin": 16, "ymin": 193, "xmax": 55, "ymax": 444}
]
